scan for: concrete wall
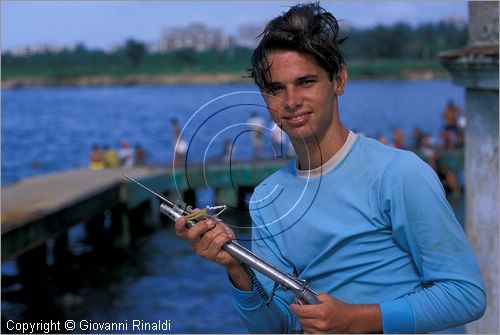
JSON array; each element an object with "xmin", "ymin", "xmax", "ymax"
[
  {"xmin": 465, "ymin": 2, "xmax": 499, "ymax": 333},
  {"xmin": 440, "ymin": 2, "xmax": 499, "ymax": 333},
  {"xmin": 464, "ymin": 88, "xmax": 499, "ymax": 334},
  {"xmin": 468, "ymin": 1, "xmax": 499, "ymax": 46}
]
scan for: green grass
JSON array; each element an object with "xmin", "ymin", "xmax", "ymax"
[
  {"xmin": 2, "ymin": 50, "xmax": 448, "ymax": 83},
  {"xmin": 2, "ymin": 49, "xmax": 253, "ymax": 79}
]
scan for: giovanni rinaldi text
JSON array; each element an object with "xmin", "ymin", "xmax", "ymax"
[{"xmin": 5, "ymin": 319, "xmax": 172, "ymax": 333}]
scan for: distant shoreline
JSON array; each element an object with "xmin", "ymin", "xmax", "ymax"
[
  {"xmin": 2, "ymin": 73, "xmax": 251, "ymax": 89},
  {"xmin": 2, "ymin": 69, "xmax": 450, "ymax": 89}
]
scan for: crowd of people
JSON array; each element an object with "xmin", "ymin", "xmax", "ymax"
[
  {"xmin": 88, "ymin": 141, "xmax": 146, "ymax": 170},
  {"xmin": 92, "ymin": 101, "xmax": 465, "ymax": 195},
  {"xmin": 375, "ymin": 99, "xmax": 465, "ymax": 152},
  {"xmin": 245, "ymin": 99, "xmax": 466, "ymax": 174},
  {"xmin": 240, "ymin": 99, "xmax": 466, "ymax": 198},
  {"xmin": 375, "ymin": 99, "xmax": 465, "ymax": 197}
]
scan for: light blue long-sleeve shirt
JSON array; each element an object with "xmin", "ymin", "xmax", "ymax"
[{"xmin": 231, "ymin": 133, "xmax": 486, "ymax": 333}]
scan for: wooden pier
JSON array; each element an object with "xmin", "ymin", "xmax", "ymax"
[
  {"xmin": 1, "ymin": 149, "xmax": 463, "ymax": 263},
  {"xmin": 1, "ymin": 160, "xmax": 288, "ymax": 261}
]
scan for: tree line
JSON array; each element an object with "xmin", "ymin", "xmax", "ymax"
[
  {"xmin": 342, "ymin": 21, "xmax": 467, "ymax": 60},
  {"xmin": 2, "ymin": 20, "xmax": 467, "ymax": 79}
]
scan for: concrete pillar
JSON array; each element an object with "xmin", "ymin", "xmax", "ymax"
[
  {"xmin": 465, "ymin": 88, "xmax": 499, "ymax": 333},
  {"xmin": 440, "ymin": 2, "xmax": 499, "ymax": 333}
]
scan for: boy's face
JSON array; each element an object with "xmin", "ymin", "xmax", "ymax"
[{"xmin": 261, "ymin": 50, "xmax": 346, "ymax": 145}]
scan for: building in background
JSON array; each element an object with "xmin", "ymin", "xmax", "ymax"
[
  {"xmin": 160, "ymin": 23, "xmax": 233, "ymax": 52},
  {"xmin": 236, "ymin": 24, "xmax": 265, "ymax": 49}
]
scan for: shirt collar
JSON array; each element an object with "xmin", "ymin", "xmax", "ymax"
[{"xmin": 295, "ymin": 131, "xmax": 357, "ymax": 179}]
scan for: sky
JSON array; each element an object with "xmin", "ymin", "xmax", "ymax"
[{"xmin": 1, "ymin": 1, "xmax": 468, "ymax": 51}]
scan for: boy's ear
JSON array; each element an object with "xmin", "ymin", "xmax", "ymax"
[{"xmin": 334, "ymin": 65, "xmax": 348, "ymax": 96}]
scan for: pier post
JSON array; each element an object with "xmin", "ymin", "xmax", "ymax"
[
  {"xmin": 440, "ymin": 2, "xmax": 499, "ymax": 332},
  {"xmin": 52, "ymin": 232, "xmax": 71, "ymax": 267},
  {"xmin": 110, "ymin": 205, "xmax": 131, "ymax": 248},
  {"xmin": 127, "ymin": 201, "xmax": 157, "ymax": 237},
  {"xmin": 85, "ymin": 212, "xmax": 106, "ymax": 250}
]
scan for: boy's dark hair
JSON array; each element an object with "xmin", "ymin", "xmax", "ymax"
[{"xmin": 249, "ymin": 2, "xmax": 346, "ymax": 90}]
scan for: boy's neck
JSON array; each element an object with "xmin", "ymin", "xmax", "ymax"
[{"xmin": 294, "ymin": 127, "xmax": 349, "ymax": 171}]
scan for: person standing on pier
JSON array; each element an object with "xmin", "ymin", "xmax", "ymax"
[
  {"xmin": 440, "ymin": 99, "xmax": 463, "ymax": 150},
  {"xmin": 118, "ymin": 140, "xmax": 134, "ymax": 168},
  {"xmin": 176, "ymin": 3, "xmax": 486, "ymax": 333},
  {"xmin": 171, "ymin": 118, "xmax": 188, "ymax": 167},
  {"xmin": 247, "ymin": 112, "xmax": 266, "ymax": 159}
]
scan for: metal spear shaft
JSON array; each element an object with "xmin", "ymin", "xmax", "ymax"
[{"xmin": 122, "ymin": 173, "xmax": 319, "ymax": 305}]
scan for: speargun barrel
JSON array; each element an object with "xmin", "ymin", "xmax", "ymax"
[{"xmin": 159, "ymin": 202, "xmax": 319, "ymax": 305}]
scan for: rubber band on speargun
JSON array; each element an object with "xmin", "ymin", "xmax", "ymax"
[{"xmin": 182, "ymin": 205, "xmax": 226, "ymax": 221}]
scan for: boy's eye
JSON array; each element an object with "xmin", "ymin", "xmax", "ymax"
[
  {"xmin": 267, "ymin": 85, "xmax": 284, "ymax": 94},
  {"xmin": 299, "ymin": 79, "xmax": 315, "ymax": 86}
]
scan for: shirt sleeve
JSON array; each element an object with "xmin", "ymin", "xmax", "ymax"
[
  {"xmin": 229, "ymin": 188, "xmax": 299, "ymax": 333},
  {"xmin": 378, "ymin": 151, "xmax": 486, "ymax": 333}
]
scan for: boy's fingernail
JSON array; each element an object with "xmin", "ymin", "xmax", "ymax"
[{"xmin": 206, "ymin": 220, "xmax": 214, "ymax": 227}]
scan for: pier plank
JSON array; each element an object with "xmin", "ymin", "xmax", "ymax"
[{"xmin": 1, "ymin": 167, "xmax": 166, "ymax": 231}]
